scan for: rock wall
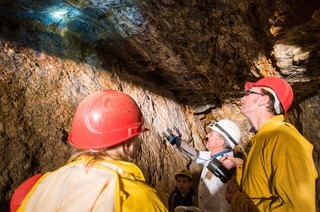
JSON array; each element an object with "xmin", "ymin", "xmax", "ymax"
[
  {"xmin": 0, "ymin": 38, "xmax": 200, "ymax": 210},
  {"xmin": 0, "ymin": 31, "xmax": 319, "ymax": 212}
]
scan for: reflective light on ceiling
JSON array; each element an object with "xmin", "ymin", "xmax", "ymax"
[
  {"xmin": 65, "ymin": 0, "xmax": 144, "ymax": 38},
  {"xmin": 51, "ymin": 9, "xmax": 69, "ymax": 20},
  {"xmin": 7, "ymin": 0, "xmax": 144, "ymax": 42},
  {"xmin": 46, "ymin": 5, "xmax": 81, "ymax": 27}
]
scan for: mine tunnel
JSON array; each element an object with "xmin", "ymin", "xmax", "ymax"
[{"xmin": 0, "ymin": 0, "xmax": 319, "ymax": 211}]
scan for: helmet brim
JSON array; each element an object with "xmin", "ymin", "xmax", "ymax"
[{"xmin": 244, "ymin": 81, "xmax": 268, "ymax": 90}]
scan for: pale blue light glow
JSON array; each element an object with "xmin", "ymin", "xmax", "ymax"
[
  {"xmin": 51, "ymin": 9, "xmax": 69, "ymax": 20},
  {"xmin": 14, "ymin": 1, "xmax": 144, "ymax": 43},
  {"xmin": 46, "ymin": 5, "xmax": 81, "ymax": 25}
]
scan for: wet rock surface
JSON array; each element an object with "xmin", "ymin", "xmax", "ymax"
[{"xmin": 0, "ymin": 0, "xmax": 319, "ymax": 211}]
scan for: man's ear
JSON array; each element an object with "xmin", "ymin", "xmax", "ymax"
[
  {"xmin": 218, "ymin": 138, "xmax": 226, "ymax": 147},
  {"xmin": 257, "ymin": 95, "xmax": 269, "ymax": 106},
  {"xmin": 124, "ymin": 140, "xmax": 134, "ymax": 153}
]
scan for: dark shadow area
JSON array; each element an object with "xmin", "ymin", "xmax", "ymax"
[
  {"xmin": 0, "ymin": 0, "xmax": 266, "ymax": 107},
  {"xmin": 0, "ymin": 0, "xmax": 319, "ymax": 106},
  {"xmin": 0, "ymin": 0, "xmax": 320, "ymax": 210}
]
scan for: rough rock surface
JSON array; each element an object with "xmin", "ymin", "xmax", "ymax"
[{"xmin": 0, "ymin": 0, "xmax": 319, "ymax": 211}]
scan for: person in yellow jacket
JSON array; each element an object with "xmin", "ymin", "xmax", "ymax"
[
  {"xmin": 222, "ymin": 77, "xmax": 318, "ymax": 211},
  {"xmin": 11, "ymin": 90, "xmax": 168, "ymax": 212}
]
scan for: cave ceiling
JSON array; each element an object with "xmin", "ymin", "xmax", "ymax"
[{"xmin": 0, "ymin": 0, "xmax": 319, "ymax": 106}]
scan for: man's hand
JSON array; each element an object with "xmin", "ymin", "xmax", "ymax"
[
  {"xmin": 225, "ymin": 178, "xmax": 259, "ymax": 212},
  {"xmin": 220, "ymin": 155, "xmax": 243, "ymax": 169},
  {"xmin": 220, "ymin": 155, "xmax": 236, "ymax": 169}
]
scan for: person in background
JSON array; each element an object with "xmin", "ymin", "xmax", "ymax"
[
  {"xmin": 165, "ymin": 119, "xmax": 241, "ymax": 212},
  {"xmin": 168, "ymin": 169, "xmax": 196, "ymax": 212},
  {"xmin": 10, "ymin": 90, "xmax": 168, "ymax": 212},
  {"xmin": 223, "ymin": 77, "xmax": 318, "ymax": 211}
]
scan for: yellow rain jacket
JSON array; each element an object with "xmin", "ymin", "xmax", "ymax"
[
  {"xmin": 233, "ymin": 115, "xmax": 318, "ymax": 211},
  {"xmin": 18, "ymin": 156, "xmax": 168, "ymax": 212}
]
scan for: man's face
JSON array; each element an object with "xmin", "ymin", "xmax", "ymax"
[
  {"xmin": 176, "ymin": 176, "xmax": 192, "ymax": 194},
  {"xmin": 205, "ymin": 130, "xmax": 225, "ymax": 152},
  {"xmin": 240, "ymin": 86, "xmax": 265, "ymax": 116}
]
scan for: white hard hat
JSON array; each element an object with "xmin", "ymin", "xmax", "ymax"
[{"xmin": 208, "ymin": 119, "xmax": 241, "ymax": 149}]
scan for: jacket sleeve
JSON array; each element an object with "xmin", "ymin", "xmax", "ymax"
[
  {"xmin": 257, "ymin": 129, "xmax": 317, "ymax": 211},
  {"xmin": 235, "ymin": 158, "xmax": 243, "ymax": 185},
  {"xmin": 178, "ymin": 140, "xmax": 212, "ymax": 164},
  {"xmin": 258, "ymin": 127, "xmax": 317, "ymax": 211},
  {"xmin": 267, "ymin": 153, "xmax": 317, "ymax": 211},
  {"xmin": 231, "ymin": 191, "xmax": 259, "ymax": 212},
  {"xmin": 10, "ymin": 173, "xmax": 43, "ymax": 212},
  {"xmin": 178, "ymin": 140, "xmax": 199, "ymax": 161}
]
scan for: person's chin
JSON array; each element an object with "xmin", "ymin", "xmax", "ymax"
[
  {"xmin": 239, "ymin": 104, "xmax": 244, "ymax": 111},
  {"xmin": 240, "ymin": 107, "xmax": 247, "ymax": 115}
]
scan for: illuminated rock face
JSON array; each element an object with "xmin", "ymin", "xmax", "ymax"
[{"xmin": 0, "ymin": 0, "xmax": 319, "ymax": 210}]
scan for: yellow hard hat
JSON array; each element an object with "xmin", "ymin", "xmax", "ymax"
[{"xmin": 175, "ymin": 169, "xmax": 192, "ymax": 180}]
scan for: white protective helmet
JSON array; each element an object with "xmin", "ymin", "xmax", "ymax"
[{"xmin": 208, "ymin": 119, "xmax": 241, "ymax": 149}]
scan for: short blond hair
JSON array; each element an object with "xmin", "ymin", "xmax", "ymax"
[{"xmin": 68, "ymin": 136, "xmax": 141, "ymax": 169}]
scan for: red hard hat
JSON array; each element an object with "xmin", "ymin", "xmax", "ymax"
[
  {"xmin": 68, "ymin": 90, "xmax": 147, "ymax": 150},
  {"xmin": 245, "ymin": 77, "xmax": 293, "ymax": 114}
]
